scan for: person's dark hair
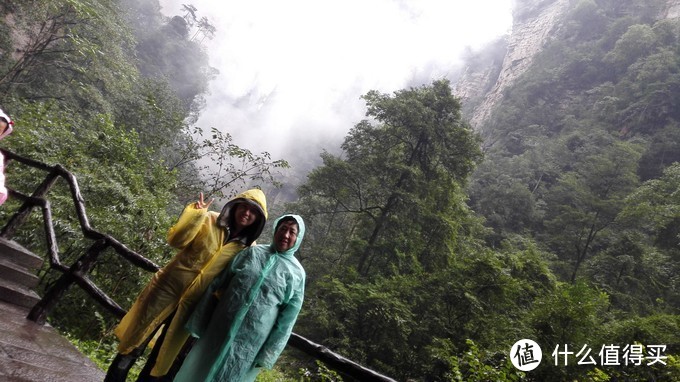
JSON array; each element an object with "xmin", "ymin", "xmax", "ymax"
[{"xmin": 275, "ymin": 216, "xmax": 298, "ymax": 232}]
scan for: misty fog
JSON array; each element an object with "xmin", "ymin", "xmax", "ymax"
[{"xmin": 157, "ymin": 0, "xmax": 513, "ymax": 196}]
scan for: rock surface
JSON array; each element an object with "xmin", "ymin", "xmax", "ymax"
[
  {"xmin": 456, "ymin": 0, "xmax": 680, "ymax": 130},
  {"xmin": 0, "ymin": 300, "xmax": 106, "ymax": 382}
]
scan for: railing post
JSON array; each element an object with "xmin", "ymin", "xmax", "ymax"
[
  {"xmin": 28, "ymin": 239, "xmax": 109, "ymax": 324},
  {"xmin": 0, "ymin": 171, "xmax": 60, "ymax": 239}
]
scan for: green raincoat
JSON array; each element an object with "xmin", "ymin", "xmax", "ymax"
[
  {"xmin": 175, "ymin": 214, "xmax": 306, "ymax": 382},
  {"xmin": 113, "ymin": 189, "xmax": 268, "ymax": 357}
]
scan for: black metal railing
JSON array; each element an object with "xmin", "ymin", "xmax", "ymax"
[{"xmin": 0, "ymin": 148, "xmax": 397, "ymax": 382}]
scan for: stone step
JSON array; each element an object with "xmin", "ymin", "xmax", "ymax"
[
  {"xmin": 0, "ymin": 236, "xmax": 43, "ymax": 271},
  {"xmin": 0, "ymin": 257, "xmax": 40, "ymax": 289},
  {"xmin": 0, "ymin": 277, "xmax": 41, "ymax": 309},
  {"xmin": 0, "ymin": 299, "xmax": 106, "ymax": 381}
]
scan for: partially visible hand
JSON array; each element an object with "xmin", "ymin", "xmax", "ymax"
[{"xmin": 195, "ymin": 192, "xmax": 214, "ymax": 209}]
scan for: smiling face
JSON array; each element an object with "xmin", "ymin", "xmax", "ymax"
[
  {"xmin": 274, "ymin": 219, "xmax": 299, "ymax": 252},
  {"xmin": 232, "ymin": 202, "xmax": 260, "ymax": 232}
]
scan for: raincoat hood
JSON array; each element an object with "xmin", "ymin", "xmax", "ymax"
[
  {"xmin": 270, "ymin": 214, "xmax": 305, "ymax": 255},
  {"xmin": 217, "ymin": 189, "xmax": 268, "ymax": 246},
  {"xmin": 0, "ymin": 108, "xmax": 13, "ymax": 140}
]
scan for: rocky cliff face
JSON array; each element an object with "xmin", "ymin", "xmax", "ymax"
[
  {"xmin": 664, "ymin": 1, "xmax": 680, "ymax": 17},
  {"xmin": 455, "ymin": 0, "xmax": 680, "ymax": 130}
]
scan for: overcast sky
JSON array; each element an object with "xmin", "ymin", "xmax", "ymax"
[{"xmin": 158, "ymin": 0, "xmax": 513, "ymax": 173}]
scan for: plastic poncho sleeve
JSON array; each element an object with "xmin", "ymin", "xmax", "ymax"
[
  {"xmin": 184, "ymin": 247, "xmax": 250, "ymax": 338},
  {"xmin": 252, "ymin": 273, "xmax": 305, "ymax": 369},
  {"xmin": 150, "ymin": 240, "xmax": 247, "ymax": 377},
  {"xmin": 167, "ymin": 203, "xmax": 211, "ymax": 249}
]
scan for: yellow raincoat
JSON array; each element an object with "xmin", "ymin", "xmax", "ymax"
[{"xmin": 113, "ymin": 189, "xmax": 268, "ymax": 361}]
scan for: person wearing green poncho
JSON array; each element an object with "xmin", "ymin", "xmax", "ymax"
[{"xmin": 175, "ymin": 214, "xmax": 306, "ymax": 382}]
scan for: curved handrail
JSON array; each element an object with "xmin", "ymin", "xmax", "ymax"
[
  {"xmin": 0, "ymin": 148, "xmax": 158, "ymax": 322},
  {"xmin": 1, "ymin": 149, "xmax": 159, "ymax": 272}
]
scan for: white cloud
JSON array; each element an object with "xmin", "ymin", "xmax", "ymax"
[{"xmin": 159, "ymin": 0, "xmax": 512, "ymax": 171}]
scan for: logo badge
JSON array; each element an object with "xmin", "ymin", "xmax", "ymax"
[{"xmin": 510, "ymin": 339, "xmax": 542, "ymax": 371}]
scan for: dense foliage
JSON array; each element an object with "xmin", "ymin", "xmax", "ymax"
[
  {"xmin": 461, "ymin": 0, "xmax": 680, "ymax": 380},
  {"xmin": 0, "ymin": 0, "xmax": 285, "ymax": 352},
  {"xmin": 1, "ymin": 0, "xmax": 679, "ymax": 381},
  {"xmin": 290, "ymin": 0, "xmax": 680, "ymax": 380}
]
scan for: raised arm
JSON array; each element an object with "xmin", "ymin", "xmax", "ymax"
[{"xmin": 167, "ymin": 192, "xmax": 215, "ymax": 248}]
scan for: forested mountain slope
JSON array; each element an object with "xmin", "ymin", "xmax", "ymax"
[
  {"xmin": 448, "ymin": 1, "xmax": 680, "ymax": 378},
  {"xmin": 292, "ymin": 0, "xmax": 680, "ymax": 380},
  {"xmin": 290, "ymin": 0, "xmax": 680, "ymax": 381},
  {"xmin": 461, "ymin": 0, "xmax": 680, "ymax": 273},
  {"xmin": 457, "ymin": 0, "xmax": 680, "ymax": 130}
]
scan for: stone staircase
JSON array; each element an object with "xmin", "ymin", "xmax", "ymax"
[
  {"xmin": 0, "ymin": 236, "xmax": 107, "ymax": 381},
  {"xmin": 0, "ymin": 236, "xmax": 42, "ymax": 309}
]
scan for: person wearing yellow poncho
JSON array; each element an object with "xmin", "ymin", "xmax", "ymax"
[
  {"xmin": 174, "ymin": 214, "xmax": 306, "ymax": 382},
  {"xmin": 104, "ymin": 189, "xmax": 268, "ymax": 382}
]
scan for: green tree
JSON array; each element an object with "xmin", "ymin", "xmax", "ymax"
[
  {"xmin": 467, "ymin": 146, "xmax": 559, "ymax": 244},
  {"xmin": 529, "ymin": 281, "xmax": 610, "ymax": 381},
  {"xmin": 543, "ymin": 139, "xmax": 642, "ymax": 282},
  {"xmin": 294, "ymin": 79, "xmax": 482, "ymax": 279},
  {"xmin": 448, "ymin": 339, "xmax": 525, "ymax": 382},
  {"xmin": 638, "ymin": 125, "xmax": 680, "ymax": 180},
  {"xmin": 296, "ymin": 230, "xmax": 556, "ymax": 380},
  {"xmin": 0, "ymin": 0, "xmax": 140, "ymax": 118},
  {"xmin": 603, "ymin": 24, "xmax": 657, "ymax": 73},
  {"xmin": 1, "ymin": 100, "xmax": 176, "ymax": 337},
  {"xmin": 619, "ymin": 161, "xmax": 680, "ymax": 240},
  {"xmin": 170, "ymin": 127, "xmax": 289, "ymax": 203},
  {"xmin": 610, "ymin": 163, "xmax": 680, "ymax": 312},
  {"xmin": 592, "ymin": 315, "xmax": 680, "ymax": 381}
]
